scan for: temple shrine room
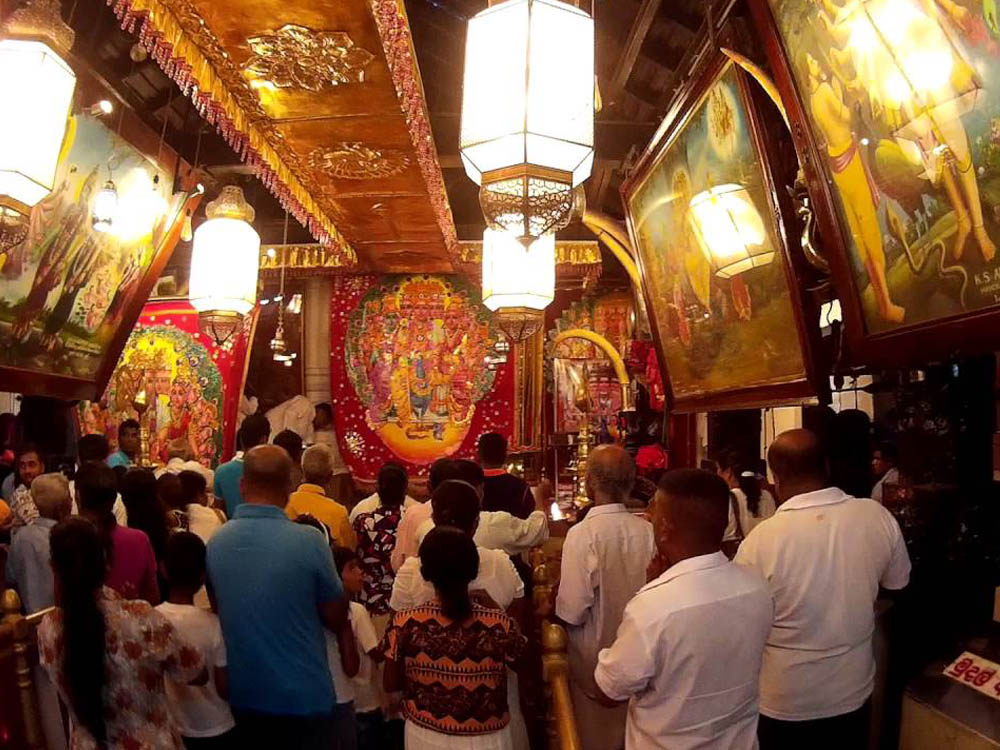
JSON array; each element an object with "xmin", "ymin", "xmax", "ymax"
[{"xmin": 8, "ymin": 0, "xmax": 1000, "ymax": 748}]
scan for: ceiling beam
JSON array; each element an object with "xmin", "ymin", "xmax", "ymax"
[
  {"xmin": 604, "ymin": 0, "xmax": 662, "ymax": 107},
  {"xmin": 639, "ymin": 35, "xmax": 687, "ymax": 72}
]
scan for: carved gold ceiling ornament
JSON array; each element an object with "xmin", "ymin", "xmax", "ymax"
[
  {"xmin": 458, "ymin": 240, "xmax": 601, "ymax": 266},
  {"xmin": 260, "ymin": 243, "xmax": 358, "ymax": 274},
  {"xmin": 244, "ymin": 25, "xmax": 375, "ymax": 92},
  {"xmin": 306, "ymin": 142, "xmax": 410, "ymax": 180}
]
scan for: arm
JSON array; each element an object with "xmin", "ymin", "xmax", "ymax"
[
  {"xmin": 337, "ymin": 621, "xmax": 360, "ymax": 678},
  {"xmin": 320, "ymin": 598, "xmax": 349, "ymax": 632},
  {"xmin": 314, "ymin": 533, "xmax": 348, "ymax": 631},
  {"xmin": 554, "ymin": 532, "xmax": 596, "ymax": 626},
  {"xmin": 383, "ymin": 657, "xmax": 405, "ymax": 693},
  {"xmin": 214, "ymin": 666, "xmax": 228, "ymax": 700},
  {"xmin": 593, "ymin": 608, "xmax": 654, "ymax": 708},
  {"xmin": 140, "ymin": 537, "xmax": 161, "ymax": 606}
]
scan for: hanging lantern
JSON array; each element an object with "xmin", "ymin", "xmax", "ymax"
[
  {"xmin": 460, "ymin": 0, "xmax": 594, "ymax": 241},
  {"xmin": 91, "ymin": 179, "xmax": 118, "ymax": 233},
  {"xmin": 0, "ymin": 0, "xmax": 76, "ymax": 213},
  {"xmin": 481, "ymin": 228, "xmax": 554, "ymax": 342},
  {"xmin": 189, "ymin": 185, "xmax": 260, "ymax": 344},
  {"xmin": 687, "ymin": 184, "xmax": 773, "ymax": 279}
]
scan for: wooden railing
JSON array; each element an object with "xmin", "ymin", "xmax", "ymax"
[
  {"xmin": 1, "ymin": 589, "xmax": 49, "ymax": 750},
  {"xmin": 530, "ymin": 547, "xmax": 582, "ymax": 750}
]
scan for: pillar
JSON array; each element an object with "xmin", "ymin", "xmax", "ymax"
[{"xmin": 303, "ymin": 277, "xmax": 332, "ymax": 405}]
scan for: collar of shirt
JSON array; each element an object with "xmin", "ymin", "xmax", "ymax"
[
  {"xmin": 583, "ymin": 502, "xmax": 628, "ymax": 520},
  {"xmin": 234, "ymin": 451, "xmax": 245, "ymax": 462},
  {"xmin": 777, "ymin": 486, "xmax": 850, "ymax": 513},
  {"xmin": 233, "ymin": 503, "xmax": 288, "ymax": 520},
  {"xmin": 483, "ymin": 468, "xmax": 507, "ymax": 477},
  {"xmin": 296, "ymin": 483, "xmax": 327, "ymax": 497},
  {"xmin": 640, "ymin": 550, "xmax": 728, "ymax": 594}
]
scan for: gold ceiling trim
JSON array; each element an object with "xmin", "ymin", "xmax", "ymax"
[
  {"xmin": 244, "ymin": 25, "xmax": 375, "ymax": 91},
  {"xmin": 457, "ymin": 240, "xmax": 602, "ymax": 266},
  {"xmin": 306, "ymin": 142, "xmax": 410, "ymax": 180},
  {"xmin": 110, "ymin": 0, "xmax": 355, "ymax": 258},
  {"xmin": 259, "ymin": 243, "xmax": 356, "ymax": 273}
]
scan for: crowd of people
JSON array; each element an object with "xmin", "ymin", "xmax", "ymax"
[{"xmin": 1, "ymin": 412, "xmax": 911, "ymax": 750}]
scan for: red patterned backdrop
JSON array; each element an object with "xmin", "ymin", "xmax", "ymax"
[{"xmin": 330, "ymin": 274, "xmax": 514, "ymax": 483}]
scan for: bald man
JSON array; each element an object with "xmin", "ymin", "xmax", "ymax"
[
  {"xmin": 735, "ymin": 429, "xmax": 911, "ymax": 749},
  {"xmin": 555, "ymin": 445, "xmax": 654, "ymax": 750},
  {"xmin": 207, "ymin": 445, "xmax": 350, "ymax": 749}
]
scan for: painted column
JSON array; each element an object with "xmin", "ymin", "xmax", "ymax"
[{"xmin": 303, "ymin": 277, "xmax": 332, "ymax": 404}]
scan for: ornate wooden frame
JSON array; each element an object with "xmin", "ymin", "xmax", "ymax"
[
  {"xmin": 621, "ymin": 26, "xmax": 820, "ymax": 413},
  {"xmin": 747, "ymin": 0, "xmax": 1000, "ymax": 367}
]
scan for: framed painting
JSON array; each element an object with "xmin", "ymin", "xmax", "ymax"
[
  {"xmin": 0, "ymin": 107, "xmax": 196, "ymax": 401},
  {"xmin": 622, "ymin": 37, "xmax": 818, "ymax": 413},
  {"xmin": 749, "ymin": 0, "xmax": 1000, "ymax": 366}
]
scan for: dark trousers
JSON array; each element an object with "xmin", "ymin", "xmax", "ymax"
[
  {"xmin": 355, "ymin": 709, "xmax": 384, "ymax": 750},
  {"xmin": 233, "ymin": 709, "xmax": 338, "ymax": 750},
  {"xmin": 182, "ymin": 728, "xmax": 236, "ymax": 750},
  {"xmin": 332, "ymin": 702, "xmax": 358, "ymax": 750},
  {"xmin": 758, "ymin": 701, "xmax": 871, "ymax": 750}
]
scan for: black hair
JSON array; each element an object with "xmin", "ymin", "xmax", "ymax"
[
  {"xmin": 77, "ymin": 434, "xmax": 110, "ymax": 463},
  {"xmin": 50, "ymin": 517, "xmax": 107, "ymax": 746},
  {"xmin": 15, "ymin": 441, "xmax": 42, "ymax": 462},
  {"xmin": 477, "ymin": 432, "xmax": 507, "ymax": 466},
  {"xmin": 332, "ymin": 545, "xmax": 357, "ymax": 576},
  {"xmin": 119, "ymin": 469, "xmax": 170, "ymax": 562},
  {"xmin": 698, "ymin": 458, "xmax": 719, "ymax": 473},
  {"xmin": 76, "ymin": 461, "xmax": 119, "ymax": 565},
  {"xmin": 428, "ymin": 458, "xmax": 457, "ymax": 492},
  {"xmin": 431, "ymin": 479, "xmax": 480, "ymax": 534},
  {"xmin": 117, "ymin": 419, "xmax": 140, "ymax": 437},
  {"xmin": 656, "ymin": 468, "xmax": 731, "ymax": 540},
  {"xmin": 737, "ymin": 466, "xmax": 763, "ymax": 517},
  {"xmin": 177, "ymin": 470, "xmax": 207, "ymax": 506},
  {"xmin": 452, "ymin": 459, "xmax": 485, "ymax": 488},
  {"xmin": 239, "ymin": 414, "xmax": 271, "ymax": 450},
  {"xmin": 875, "ymin": 441, "xmax": 898, "ymax": 464},
  {"xmin": 315, "ymin": 403, "xmax": 333, "ymax": 419},
  {"xmin": 273, "ymin": 429, "xmax": 304, "ymax": 462},
  {"xmin": 377, "ymin": 462, "xmax": 408, "ymax": 507},
  {"xmin": 294, "ymin": 514, "xmax": 331, "ymax": 544},
  {"xmin": 163, "ymin": 531, "xmax": 206, "ymax": 591},
  {"xmin": 419, "ymin": 525, "xmax": 479, "ymax": 622}
]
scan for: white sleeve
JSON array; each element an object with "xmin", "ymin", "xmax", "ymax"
[
  {"xmin": 351, "ymin": 605, "xmax": 380, "ymax": 654},
  {"xmin": 722, "ymin": 499, "xmax": 738, "ymax": 542},
  {"xmin": 594, "ymin": 604, "xmax": 656, "ymax": 701},
  {"xmin": 497, "ymin": 550, "xmax": 525, "ymax": 602},
  {"xmin": 555, "ymin": 530, "xmax": 596, "ymax": 625},
  {"xmin": 495, "ymin": 510, "xmax": 549, "ymax": 555},
  {"xmin": 389, "ymin": 559, "xmax": 420, "ymax": 611},
  {"xmin": 879, "ymin": 511, "xmax": 911, "ymax": 590}
]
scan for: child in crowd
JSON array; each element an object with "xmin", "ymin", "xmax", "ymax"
[
  {"xmin": 156, "ymin": 532, "xmax": 235, "ymax": 749},
  {"xmin": 175, "ymin": 470, "xmax": 226, "ymax": 544}
]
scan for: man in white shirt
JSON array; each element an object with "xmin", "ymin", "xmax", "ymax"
[
  {"xmin": 555, "ymin": 445, "xmax": 654, "ymax": 750},
  {"xmin": 594, "ymin": 469, "xmax": 773, "ymax": 749},
  {"xmin": 871, "ymin": 441, "xmax": 900, "ymax": 504},
  {"xmin": 735, "ymin": 429, "xmax": 911, "ymax": 748}
]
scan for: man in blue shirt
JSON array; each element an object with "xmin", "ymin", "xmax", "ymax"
[
  {"xmin": 107, "ymin": 419, "xmax": 140, "ymax": 469},
  {"xmin": 214, "ymin": 414, "xmax": 270, "ymax": 517},
  {"xmin": 207, "ymin": 444, "xmax": 349, "ymax": 749}
]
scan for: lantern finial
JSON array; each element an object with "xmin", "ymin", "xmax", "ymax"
[
  {"xmin": 2, "ymin": 0, "xmax": 75, "ymax": 56},
  {"xmin": 205, "ymin": 185, "xmax": 256, "ymax": 223}
]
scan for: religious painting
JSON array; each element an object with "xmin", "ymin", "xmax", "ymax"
[
  {"xmin": 344, "ymin": 275, "xmax": 500, "ymax": 465},
  {"xmin": 0, "ymin": 113, "xmax": 188, "ymax": 399},
  {"xmin": 553, "ymin": 292, "xmax": 634, "ymax": 359},
  {"xmin": 623, "ymin": 57, "xmax": 813, "ymax": 411},
  {"xmin": 553, "ymin": 359, "xmax": 624, "ymax": 439},
  {"xmin": 752, "ymin": 0, "xmax": 1000, "ymax": 362}
]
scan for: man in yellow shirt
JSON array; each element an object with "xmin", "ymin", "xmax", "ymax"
[{"xmin": 286, "ymin": 445, "xmax": 355, "ymax": 549}]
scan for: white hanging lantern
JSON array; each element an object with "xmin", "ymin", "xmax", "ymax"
[
  {"xmin": 481, "ymin": 228, "xmax": 555, "ymax": 341},
  {"xmin": 0, "ymin": 0, "xmax": 77, "ymax": 212},
  {"xmin": 460, "ymin": 0, "xmax": 594, "ymax": 241},
  {"xmin": 189, "ymin": 185, "xmax": 260, "ymax": 344},
  {"xmin": 688, "ymin": 184, "xmax": 773, "ymax": 279},
  {"xmin": 91, "ymin": 179, "xmax": 118, "ymax": 233}
]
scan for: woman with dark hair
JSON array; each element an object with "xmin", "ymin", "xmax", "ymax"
[
  {"xmin": 718, "ymin": 453, "xmax": 776, "ymax": 547},
  {"xmin": 119, "ymin": 469, "xmax": 171, "ymax": 564},
  {"xmin": 38, "ymin": 517, "xmax": 207, "ymax": 749},
  {"xmin": 382, "ymin": 526, "xmax": 526, "ymax": 750}
]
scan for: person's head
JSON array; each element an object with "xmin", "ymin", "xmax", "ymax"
[
  {"xmin": 452, "ymin": 459, "xmax": 485, "ymax": 497},
  {"xmin": 301, "ymin": 444, "xmax": 334, "ymax": 486},
  {"xmin": 715, "ymin": 451, "xmax": 740, "ymax": 488},
  {"xmin": 477, "ymin": 432, "xmax": 507, "ymax": 469},
  {"xmin": 419, "ymin": 525, "xmax": 479, "ymax": 622},
  {"xmin": 75, "ymin": 461, "xmax": 118, "ymax": 518},
  {"xmin": 428, "ymin": 458, "xmax": 456, "ymax": 492},
  {"xmin": 699, "ymin": 459, "xmax": 719, "ymax": 474},
  {"xmin": 49, "ymin": 517, "xmax": 108, "ymax": 745},
  {"xmin": 652, "ymin": 469, "xmax": 731, "ymax": 567},
  {"xmin": 15, "ymin": 443, "xmax": 44, "ymax": 487},
  {"xmin": 163, "ymin": 531, "xmax": 206, "ymax": 597},
  {"xmin": 241, "ymin": 444, "xmax": 293, "ymax": 507},
  {"xmin": 177, "ymin": 470, "xmax": 208, "ymax": 507},
  {"xmin": 294, "ymin": 513, "xmax": 332, "ymax": 543},
  {"xmin": 77, "ymin": 434, "xmax": 110, "ymax": 464},
  {"xmin": 117, "ymin": 419, "xmax": 140, "ymax": 458},
  {"xmin": 872, "ymin": 441, "xmax": 898, "ymax": 479},
  {"xmin": 238, "ymin": 414, "xmax": 271, "ymax": 452},
  {"xmin": 333, "ymin": 545, "xmax": 363, "ymax": 596},
  {"xmin": 156, "ymin": 472, "xmax": 186, "ymax": 512},
  {"xmin": 313, "ymin": 403, "xmax": 334, "ymax": 431},
  {"xmin": 273, "ymin": 429, "xmax": 304, "ymax": 463},
  {"xmin": 376, "ymin": 462, "xmax": 408, "ymax": 508},
  {"xmin": 166, "ymin": 438, "xmax": 190, "ymax": 462},
  {"xmin": 767, "ymin": 428, "xmax": 829, "ymax": 503},
  {"xmin": 431, "ymin": 479, "xmax": 481, "ymax": 537},
  {"xmin": 586, "ymin": 444, "xmax": 636, "ymax": 504},
  {"xmin": 119, "ymin": 467, "xmax": 157, "ymax": 512},
  {"xmin": 30, "ymin": 473, "xmax": 71, "ymax": 521}
]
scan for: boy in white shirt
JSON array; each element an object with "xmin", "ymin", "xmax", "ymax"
[{"xmin": 156, "ymin": 532, "xmax": 235, "ymax": 748}]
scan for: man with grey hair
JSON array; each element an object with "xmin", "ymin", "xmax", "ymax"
[
  {"xmin": 555, "ymin": 445, "xmax": 654, "ymax": 750},
  {"xmin": 285, "ymin": 444, "xmax": 355, "ymax": 548}
]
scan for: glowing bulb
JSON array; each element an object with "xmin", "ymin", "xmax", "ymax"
[{"xmin": 92, "ymin": 180, "xmax": 118, "ymax": 233}]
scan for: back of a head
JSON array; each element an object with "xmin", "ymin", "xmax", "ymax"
[
  {"xmin": 167, "ymin": 437, "xmax": 190, "ymax": 461},
  {"xmin": 431, "ymin": 479, "xmax": 480, "ymax": 534},
  {"xmin": 120, "ymin": 468, "xmax": 158, "ymax": 511},
  {"xmin": 274, "ymin": 429, "xmax": 304, "ymax": 462},
  {"xmin": 177, "ymin": 470, "xmax": 207, "ymax": 506},
  {"xmin": 657, "ymin": 468, "xmax": 731, "ymax": 545},
  {"xmin": 477, "ymin": 432, "xmax": 507, "ymax": 467},
  {"xmin": 31, "ymin": 473, "xmax": 70, "ymax": 518},
  {"xmin": 240, "ymin": 413, "xmax": 271, "ymax": 450},
  {"xmin": 164, "ymin": 531, "xmax": 206, "ymax": 591},
  {"xmin": 77, "ymin": 434, "xmax": 110, "ymax": 463},
  {"xmin": 156, "ymin": 472, "xmax": 186, "ymax": 512},
  {"xmin": 767, "ymin": 429, "xmax": 828, "ymax": 486},
  {"xmin": 301, "ymin": 444, "xmax": 334, "ymax": 484},
  {"xmin": 377, "ymin": 462, "xmax": 408, "ymax": 507},
  {"xmin": 428, "ymin": 458, "xmax": 457, "ymax": 491},
  {"xmin": 76, "ymin": 461, "xmax": 118, "ymax": 515},
  {"xmin": 452, "ymin": 459, "xmax": 485, "ymax": 492},
  {"xmin": 243, "ymin": 444, "xmax": 293, "ymax": 505},
  {"xmin": 419, "ymin": 525, "xmax": 479, "ymax": 621},
  {"xmin": 587, "ymin": 444, "xmax": 636, "ymax": 502}
]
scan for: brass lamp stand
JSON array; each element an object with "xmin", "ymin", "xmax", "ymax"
[{"xmin": 131, "ymin": 388, "xmax": 154, "ymax": 469}]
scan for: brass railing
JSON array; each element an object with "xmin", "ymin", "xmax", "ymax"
[
  {"xmin": 531, "ymin": 548, "xmax": 582, "ymax": 750},
  {"xmin": 1, "ymin": 589, "xmax": 50, "ymax": 750}
]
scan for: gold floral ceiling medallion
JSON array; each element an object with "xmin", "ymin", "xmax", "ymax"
[
  {"xmin": 306, "ymin": 142, "xmax": 410, "ymax": 180},
  {"xmin": 244, "ymin": 24, "xmax": 375, "ymax": 92}
]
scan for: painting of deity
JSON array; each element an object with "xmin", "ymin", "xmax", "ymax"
[
  {"xmin": 344, "ymin": 275, "xmax": 499, "ymax": 464},
  {"xmin": 624, "ymin": 61, "xmax": 811, "ymax": 408},
  {"xmin": 553, "ymin": 292, "xmax": 634, "ymax": 359},
  {"xmin": 553, "ymin": 359, "xmax": 624, "ymax": 439},
  {"xmin": 758, "ymin": 0, "xmax": 1000, "ymax": 348},
  {"xmin": 78, "ymin": 324, "xmax": 224, "ymax": 466},
  {"xmin": 0, "ymin": 113, "xmax": 186, "ymax": 397}
]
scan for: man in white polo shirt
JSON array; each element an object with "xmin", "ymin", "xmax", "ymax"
[
  {"xmin": 593, "ymin": 468, "xmax": 773, "ymax": 749},
  {"xmin": 736, "ymin": 429, "xmax": 911, "ymax": 748}
]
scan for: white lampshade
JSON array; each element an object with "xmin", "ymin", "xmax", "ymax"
[
  {"xmin": 481, "ymin": 228, "xmax": 555, "ymax": 312},
  {"xmin": 688, "ymin": 184, "xmax": 773, "ymax": 279},
  {"xmin": 0, "ymin": 38, "xmax": 76, "ymax": 209},
  {"xmin": 91, "ymin": 180, "xmax": 117, "ymax": 233}
]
